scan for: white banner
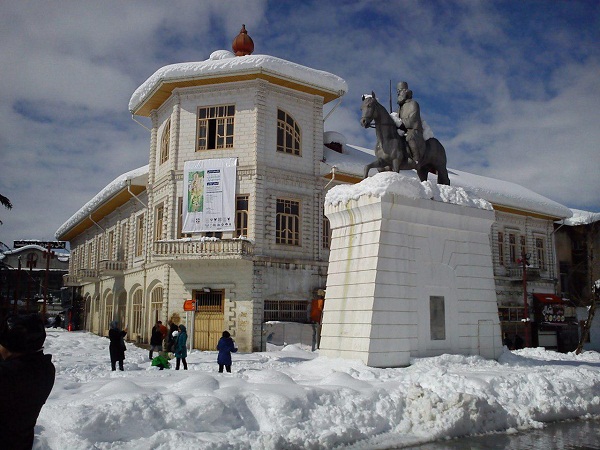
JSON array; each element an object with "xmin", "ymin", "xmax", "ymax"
[{"xmin": 182, "ymin": 158, "xmax": 237, "ymax": 233}]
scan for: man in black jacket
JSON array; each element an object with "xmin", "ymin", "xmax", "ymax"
[{"xmin": 0, "ymin": 314, "xmax": 56, "ymax": 450}]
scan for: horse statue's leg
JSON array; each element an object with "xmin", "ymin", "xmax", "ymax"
[{"xmin": 364, "ymin": 160, "xmax": 381, "ymax": 178}]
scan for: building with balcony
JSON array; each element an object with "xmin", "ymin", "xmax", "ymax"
[{"xmin": 56, "ymin": 28, "xmax": 577, "ymax": 354}]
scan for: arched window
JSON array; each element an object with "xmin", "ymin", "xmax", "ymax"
[
  {"xmin": 277, "ymin": 109, "xmax": 301, "ymax": 156},
  {"xmin": 117, "ymin": 292, "xmax": 127, "ymax": 330},
  {"xmin": 150, "ymin": 286, "xmax": 163, "ymax": 322},
  {"xmin": 160, "ymin": 119, "xmax": 170, "ymax": 165},
  {"xmin": 105, "ymin": 293, "xmax": 114, "ymax": 330},
  {"xmin": 132, "ymin": 289, "xmax": 143, "ymax": 335}
]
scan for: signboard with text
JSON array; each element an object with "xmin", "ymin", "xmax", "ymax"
[
  {"xmin": 14, "ymin": 240, "xmax": 66, "ymax": 249},
  {"xmin": 182, "ymin": 158, "xmax": 237, "ymax": 233}
]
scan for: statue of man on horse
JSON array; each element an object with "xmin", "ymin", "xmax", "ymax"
[
  {"xmin": 360, "ymin": 87, "xmax": 450, "ymax": 186},
  {"xmin": 397, "ymin": 81, "xmax": 426, "ymax": 164}
]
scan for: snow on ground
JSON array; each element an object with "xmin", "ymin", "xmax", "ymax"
[{"xmin": 36, "ymin": 330, "xmax": 600, "ymax": 450}]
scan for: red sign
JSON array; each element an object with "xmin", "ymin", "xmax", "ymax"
[{"xmin": 183, "ymin": 300, "xmax": 196, "ymax": 311}]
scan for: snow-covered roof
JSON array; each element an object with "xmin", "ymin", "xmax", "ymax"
[
  {"xmin": 129, "ymin": 50, "xmax": 348, "ymax": 114},
  {"xmin": 55, "ymin": 165, "xmax": 148, "ymax": 240},
  {"xmin": 321, "ymin": 140, "xmax": 572, "ymax": 219},
  {"xmin": 563, "ymin": 209, "xmax": 600, "ymax": 226}
]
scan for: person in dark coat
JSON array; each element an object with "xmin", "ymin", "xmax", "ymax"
[
  {"xmin": 217, "ymin": 330, "xmax": 238, "ymax": 373},
  {"xmin": 149, "ymin": 321, "xmax": 164, "ymax": 360},
  {"xmin": 108, "ymin": 320, "xmax": 127, "ymax": 371},
  {"xmin": 0, "ymin": 313, "xmax": 55, "ymax": 450},
  {"xmin": 167, "ymin": 322, "xmax": 179, "ymax": 353},
  {"xmin": 174, "ymin": 324, "xmax": 188, "ymax": 370}
]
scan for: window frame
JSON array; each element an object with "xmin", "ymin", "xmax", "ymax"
[
  {"xmin": 276, "ymin": 198, "xmax": 301, "ymax": 246},
  {"xmin": 236, "ymin": 194, "xmax": 249, "ymax": 238},
  {"xmin": 196, "ymin": 104, "xmax": 235, "ymax": 151},
  {"xmin": 276, "ymin": 109, "xmax": 301, "ymax": 156},
  {"xmin": 159, "ymin": 119, "xmax": 170, "ymax": 165},
  {"xmin": 135, "ymin": 214, "xmax": 144, "ymax": 257},
  {"xmin": 154, "ymin": 203, "xmax": 164, "ymax": 241}
]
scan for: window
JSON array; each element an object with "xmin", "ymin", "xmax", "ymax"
[
  {"xmin": 197, "ymin": 105, "xmax": 235, "ymax": 150},
  {"xmin": 323, "ymin": 216, "xmax": 331, "ymax": 249},
  {"xmin": 87, "ymin": 242, "xmax": 92, "ymax": 268},
  {"xmin": 276, "ymin": 198, "xmax": 300, "ymax": 246},
  {"xmin": 131, "ymin": 289, "xmax": 143, "ymax": 335},
  {"xmin": 154, "ymin": 204, "xmax": 164, "ymax": 241},
  {"xmin": 508, "ymin": 233, "xmax": 518, "ymax": 263},
  {"xmin": 159, "ymin": 119, "xmax": 170, "ymax": 165},
  {"xmin": 236, "ymin": 195, "xmax": 249, "ymax": 237},
  {"xmin": 497, "ymin": 231, "xmax": 504, "ymax": 266},
  {"xmin": 535, "ymin": 237, "xmax": 546, "ymax": 270},
  {"xmin": 520, "ymin": 235, "xmax": 527, "ymax": 260},
  {"xmin": 277, "ymin": 109, "xmax": 301, "ymax": 156},
  {"xmin": 117, "ymin": 292, "xmax": 127, "ymax": 329},
  {"xmin": 150, "ymin": 286, "xmax": 163, "ymax": 322},
  {"xmin": 105, "ymin": 293, "xmax": 114, "ymax": 331},
  {"xmin": 135, "ymin": 214, "xmax": 144, "ymax": 257},
  {"xmin": 107, "ymin": 230, "xmax": 114, "ymax": 261},
  {"xmin": 177, "ymin": 197, "xmax": 191, "ymax": 239},
  {"xmin": 430, "ymin": 296, "xmax": 446, "ymax": 340},
  {"xmin": 264, "ymin": 300, "xmax": 309, "ymax": 323},
  {"xmin": 96, "ymin": 236, "xmax": 102, "ymax": 268},
  {"xmin": 120, "ymin": 223, "xmax": 128, "ymax": 261}
]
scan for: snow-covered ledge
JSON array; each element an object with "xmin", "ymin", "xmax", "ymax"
[{"xmin": 319, "ymin": 173, "xmax": 503, "ymax": 367}]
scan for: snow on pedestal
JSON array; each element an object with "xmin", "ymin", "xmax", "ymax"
[{"xmin": 319, "ymin": 172, "xmax": 503, "ymax": 367}]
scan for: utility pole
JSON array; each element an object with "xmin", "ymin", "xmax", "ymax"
[
  {"xmin": 43, "ymin": 243, "xmax": 55, "ymax": 319},
  {"xmin": 519, "ymin": 252, "xmax": 532, "ymax": 347}
]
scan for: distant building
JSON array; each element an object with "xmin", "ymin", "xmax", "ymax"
[
  {"xmin": 0, "ymin": 241, "xmax": 69, "ymax": 322},
  {"xmin": 555, "ymin": 210, "xmax": 600, "ymax": 350},
  {"xmin": 56, "ymin": 28, "xmax": 578, "ymax": 353}
]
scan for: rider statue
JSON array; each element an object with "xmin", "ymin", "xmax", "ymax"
[{"xmin": 397, "ymin": 81, "xmax": 426, "ymax": 164}]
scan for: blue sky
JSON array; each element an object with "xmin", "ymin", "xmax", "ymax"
[{"xmin": 0, "ymin": 0, "xmax": 598, "ymax": 248}]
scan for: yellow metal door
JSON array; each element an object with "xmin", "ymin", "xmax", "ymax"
[{"xmin": 193, "ymin": 290, "xmax": 224, "ymax": 350}]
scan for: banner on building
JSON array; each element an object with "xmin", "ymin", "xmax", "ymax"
[{"xmin": 182, "ymin": 158, "xmax": 237, "ymax": 233}]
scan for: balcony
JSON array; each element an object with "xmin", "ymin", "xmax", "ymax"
[
  {"xmin": 62, "ymin": 268, "xmax": 100, "ymax": 286},
  {"xmin": 153, "ymin": 239, "xmax": 254, "ymax": 262},
  {"xmin": 506, "ymin": 265, "xmax": 545, "ymax": 282},
  {"xmin": 98, "ymin": 260, "xmax": 127, "ymax": 276}
]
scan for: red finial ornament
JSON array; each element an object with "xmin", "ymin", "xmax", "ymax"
[{"xmin": 232, "ymin": 24, "xmax": 254, "ymax": 56}]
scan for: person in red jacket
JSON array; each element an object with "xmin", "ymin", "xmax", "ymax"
[{"xmin": 0, "ymin": 314, "xmax": 55, "ymax": 450}]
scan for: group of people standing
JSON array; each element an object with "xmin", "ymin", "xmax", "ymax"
[{"xmin": 110, "ymin": 320, "xmax": 238, "ymax": 372}]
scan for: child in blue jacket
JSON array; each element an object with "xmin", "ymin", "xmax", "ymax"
[{"xmin": 216, "ymin": 331, "xmax": 237, "ymax": 373}]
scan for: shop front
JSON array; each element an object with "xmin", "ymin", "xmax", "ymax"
[{"xmin": 532, "ymin": 293, "xmax": 579, "ymax": 353}]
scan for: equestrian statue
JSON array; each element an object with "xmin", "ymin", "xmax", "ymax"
[{"xmin": 360, "ymin": 87, "xmax": 450, "ymax": 185}]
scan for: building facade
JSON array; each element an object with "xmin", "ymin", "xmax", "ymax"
[{"xmin": 57, "ymin": 32, "xmax": 578, "ymax": 354}]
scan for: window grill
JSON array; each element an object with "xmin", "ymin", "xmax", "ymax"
[
  {"xmin": 264, "ymin": 300, "xmax": 309, "ymax": 323},
  {"xmin": 195, "ymin": 290, "xmax": 224, "ymax": 313}
]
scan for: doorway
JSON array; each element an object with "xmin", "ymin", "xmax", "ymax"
[{"xmin": 193, "ymin": 289, "xmax": 224, "ymax": 350}]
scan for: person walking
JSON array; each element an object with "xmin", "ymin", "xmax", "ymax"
[
  {"xmin": 149, "ymin": 321, "xmax": 164, "ymax": 360},
  {"xmin": 217, "ymin": 330, "xmax": 238, "ymax": 373},
  {"xmin": 174, "ymin": 324, "xmax": 188, "ymax": 370},
  {"xmin": 0, "ymin": 313, "xmax": 56, "ymax": 450},
  {"xmin": 108, "ymin": 321, "xmax": 127, "ymax": 371}
]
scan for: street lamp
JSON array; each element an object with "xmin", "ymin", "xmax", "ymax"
[{"xmin": 518, "ymin": 252, "xmax": 532, "ymax": 347}]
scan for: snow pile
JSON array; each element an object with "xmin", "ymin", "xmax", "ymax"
[
  {"xmin": 129, "ymin": 52, "xmax": 348, "ymax": 113},
  {"xmin": 563, "ymin": 209, "xmax": 600, "ymax": 226},
  {"xmin": 325, "ymin": 171, "xmax": 493, "ymax": 211},
  {"xmin": 35, "ymin": 330, "xmax": 600, "ymax": 449}
]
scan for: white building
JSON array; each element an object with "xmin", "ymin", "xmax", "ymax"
[{"xmin": 56, "ymin": 29, "xmax": 574, "ymax": 353}]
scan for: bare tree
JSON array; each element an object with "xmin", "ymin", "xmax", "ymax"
[{"xmin": 0, "ymin": 194, "xmax": 12, "ymax": 225}]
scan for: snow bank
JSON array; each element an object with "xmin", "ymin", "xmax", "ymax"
[{"xmin": 35, "ymin": 330, "xmax": 600, "ymax": 449}]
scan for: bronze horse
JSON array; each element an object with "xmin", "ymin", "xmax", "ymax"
[{"xmin": 360, "ymin": 92, "xmax": 450, "ymax": 185}]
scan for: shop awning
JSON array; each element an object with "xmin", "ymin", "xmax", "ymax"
[{"xmin": 532, "ymin": 293, "xmax": 564, "ymax": 304}]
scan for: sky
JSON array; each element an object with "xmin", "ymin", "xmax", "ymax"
[
  {"xmin": 1, "ymin": 0, "xmax": 599, "ymax": 248},
  {"xmin": 33, "ymin": 328, "xmax": 600, "ymax": 449}
]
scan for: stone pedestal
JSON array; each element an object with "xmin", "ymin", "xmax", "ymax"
[{"xmin": 319, "ymin": 175, "xmax": 503, "ymax": 367}]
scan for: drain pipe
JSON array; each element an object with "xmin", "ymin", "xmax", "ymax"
[
  {"xmin": 131, "ymin": 114, "xmax": 151, "ymax": 133},
  {"xmin": 324, "ymin": 166, "xmax": 337, "ymax": 190},
  {"xmin": 127, "ymin": 180, "xmax": 147, "ymax": 208},
  {"xmin": 89, "ymin": 215, "xmax": 105, "ymax": 232},
  {"xmin": 323, "ymin": 98, "xmax": 342, "ymax": 123}
]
